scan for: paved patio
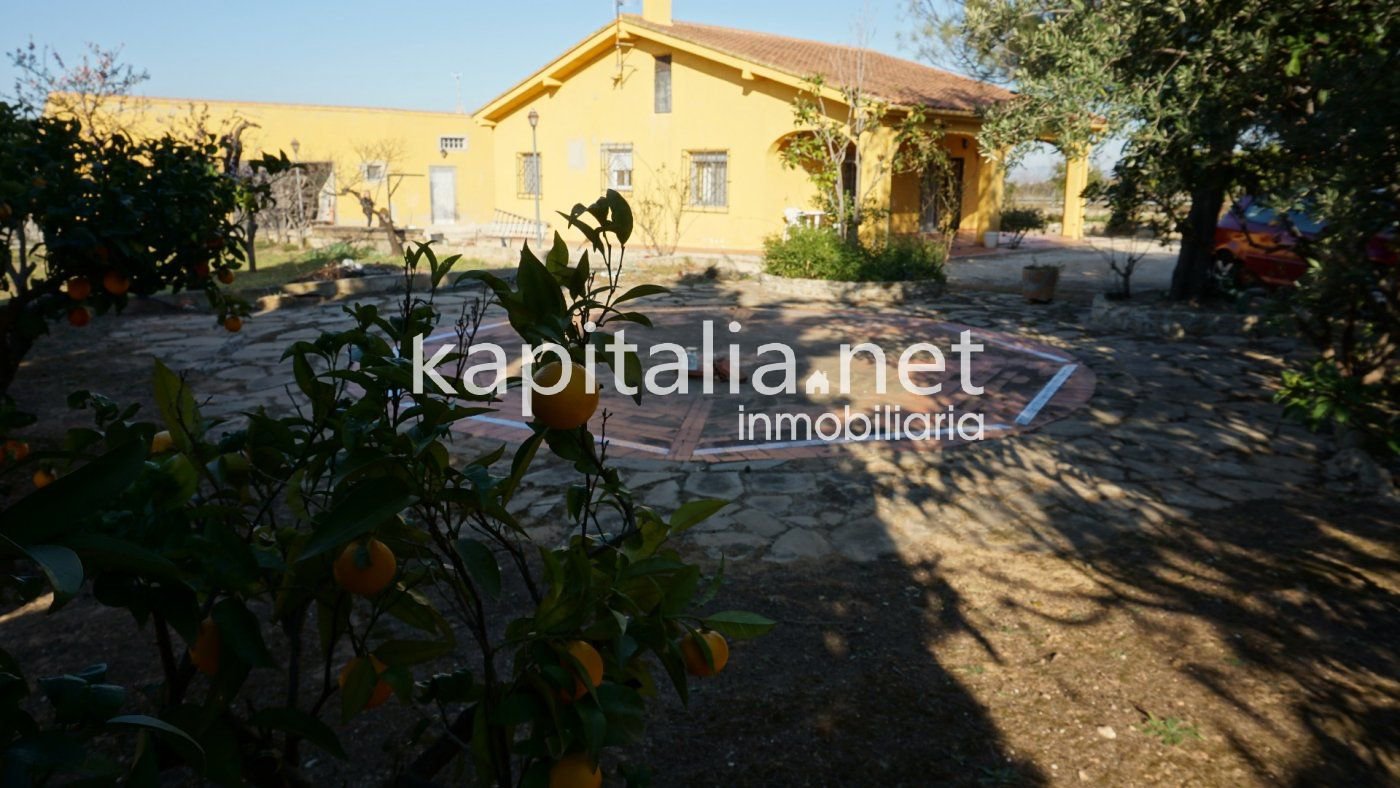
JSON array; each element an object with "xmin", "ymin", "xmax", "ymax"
[
  {"xmin": 105, "ymin": 272, "xmax": 1333, "ymax": 566},
  {"xmin": 946, "ymin": 235, "xmax": 1182, "ymax": 295}
]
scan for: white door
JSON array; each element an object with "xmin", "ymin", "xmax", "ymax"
[
  {"xmin": 317, "ymin": 170, "xmax": 336, "ymax": 223},
  {"xmin": 430, "ymin": 167, "xmax": 456, "ymax": 224}
]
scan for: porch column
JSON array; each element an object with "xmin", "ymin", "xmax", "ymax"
[
  {"xmin": 973, "ymin": 151, "xmax": 1004, "ymax": 246},
  {"xmin": 1061, "ymin": 150, "xmax": 1089, "ymax": 240}
]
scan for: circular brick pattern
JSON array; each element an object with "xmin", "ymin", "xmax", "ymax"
[{"xmin": 447, "ymin": 306, "xmax": 1095, "ymax": 463}]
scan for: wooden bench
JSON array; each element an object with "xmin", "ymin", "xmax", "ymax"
[{"xmin": 479, "ymin": 209, "xmax": 548, "ymax": 246}]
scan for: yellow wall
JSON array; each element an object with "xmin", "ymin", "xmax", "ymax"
[
  {"xmin": 127, "ymin": 98, "xmax": 494, "ymax": 230},
  {"xmin": 485, "ymin": 39, "xmax": 822, "ymax": 252},
  {"xmin": 91, "ymin": 26, "xmax": 1010, "ymax": 252}
]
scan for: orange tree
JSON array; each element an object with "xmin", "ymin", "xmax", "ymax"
[
  {"xmin": 0, "ymin": 190, "xmax": 772, "ymax": 785},
  {"xmin": 0, "ymin": 101, "xmax": 288, "ymax": 398}
]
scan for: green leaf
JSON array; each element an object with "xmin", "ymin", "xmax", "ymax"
[
  {"xmin": 454, "ymin": 539, "xmax": 502, "ymax": 599},
  {"xmin": 701, "ymin": 611, "xmax": 776, "ymax": 640},
  {"xmin": 300, "ymin": 477, "xmax": 415, "ymax": 560},
  {"xmin": 152, "ymin": 359, "xmax": 199, "ymax": 448},
  {"xmin": 669, "ymin": 499, "xmax": 728, "ymax": 533},
  {"xmin": 373, "ymin": 639, "xmax": 453, "ymax": 666},
  {"xmin": 500, "ymin": 429, "xmax": 545, "ymax": 502},
  {"xmin": 340, "ymin": 658, "xmax": 379, "ymax": 721},
  {"xmin": 613, "ymin": 284, "xmax": 669, "ymax": 304},
  {"xmin": 3, "ymin": 538, "xmax": 83, "ymax": 604},
  {"xmin": 212, "ymin": 598, "xmax": 274, "ymax": 668},
  {"xmin": 107, "ymin": 714, "xmax": 204, "ymax": 768},
  {"xmin": 517, "ymin": 245, "xmax": 568, "ymax": 320},
  {"xmin": 605, "ymin": 189, "xmax": 633, "ymax": 244},
  {"xmin": 249, "ymin": 707, "xmax": 347, "ymax": 759},
  {"xmin": 0, "ymin": 439, "xmax": 148, "ymax": 545}
]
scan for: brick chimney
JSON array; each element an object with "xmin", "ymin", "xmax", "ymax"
[{"xmin": 642, "ymin": 0, "xmax": 672, "ymax": 25}]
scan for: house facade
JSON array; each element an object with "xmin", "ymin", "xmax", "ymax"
[{"xmin": 113, "ymin": 0, "xmax": 1090, "ymax": 252}]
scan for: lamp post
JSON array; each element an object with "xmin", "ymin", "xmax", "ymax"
[
  {"xmin": 528, "ymin": 108, "xmax": 542, "ymax": 247},
  {"xmin": 290, "ymin": 138, "xmax": 305, "ymax": 242}
]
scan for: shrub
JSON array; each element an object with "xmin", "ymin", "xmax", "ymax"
[
  {"xmin": 763, "ymin": 227, "xmax": 945, "ymax": 283},
  {"xmin": 863, "ymin": 236, "xmax": 948, "ymax": 283},
  {"xmin": 0, "ymin": 101, "xmax": 290, "ymax": 395},
  {"xmin": 0, "ymin": 191, "xmax": 772, "ymax": 785},
  {"xmin": 1000, "ymin": 208, "xmax": 1048, "ymax": 248}
]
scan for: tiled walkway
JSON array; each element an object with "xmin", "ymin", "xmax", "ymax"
[
  {"xmin": 111, "ymin": 275, "xmax": 1334, "ymax": 564},
  {"xmin": 443, "ymin": 305, "xmax": 1095, "ymax": 462}
]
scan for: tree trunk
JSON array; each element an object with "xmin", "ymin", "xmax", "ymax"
[
  {"xmin": 243, "ymin": 213, "xmax": 259, "ymax": 273},
  {"xmin": 0, "ymin": 300, "xmax": 36, "ymax": 398},
  {"xmin": 376, "ymin": 209, "xmax": 404, "ymax": 257},
  {"xmin": 1169, "ymin": 184, "xmax": 1226, "ymax": 300}
]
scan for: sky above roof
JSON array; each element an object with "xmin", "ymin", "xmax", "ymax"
[
  {"xmin": 2, "ymin": 0, "xmax": 1104, "ymax": 180},
  {"xmin": 2, "ymin": 1, "xmax": 916, "ymax": 112}
]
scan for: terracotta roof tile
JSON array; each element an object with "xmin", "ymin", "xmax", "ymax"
[{"xmin": 625, "ymin": 15, "xmax": 1014, "ymax": 113}]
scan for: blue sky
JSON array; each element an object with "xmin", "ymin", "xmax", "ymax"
[{"xmin": 2, "ymin": 0, "xmax": 1077, "ymax": 179}]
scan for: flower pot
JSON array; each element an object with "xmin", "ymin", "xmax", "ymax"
[
  {"xmin": 1021, "ymin": 266, "xmax": 1060, "ymax": 303},
  {"xmin": 983, "ymin": 231, "xmax": 999, "ymax": 248}
]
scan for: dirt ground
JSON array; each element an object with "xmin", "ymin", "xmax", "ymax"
[{"xmin": 3, "ymin": 319, "xmax": 1399, "ymax": 787}]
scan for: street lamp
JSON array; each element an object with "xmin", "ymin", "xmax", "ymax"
[
  {"xmin": 528, "ymin": 109, "xmax": 542, "ymax": 247},
  {"xmin": 289, "ymin": 139, "xmax": 305, "ymax": 242}
]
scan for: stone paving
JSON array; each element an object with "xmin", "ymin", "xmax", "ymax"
[{"xmin": 109, "ymin": 276, "xmax": 1344, "ymax": 564}]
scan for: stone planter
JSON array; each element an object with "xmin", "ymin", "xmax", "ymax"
[
  {"xmin": 983, "ymin": 230, "xmax": 999, "ymax": 248},
  {"xmin": 1021, "ymin": 266, "xmax": 1060, "ymax": 303},
  {"xmin": 747, "ymin": 273, "xmax": 944, "ymax": 306}
]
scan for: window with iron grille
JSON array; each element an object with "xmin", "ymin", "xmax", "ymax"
[
  {"xmin": 360, "ymin": 161, "xmax": 386, "ymax": 183},
  {"xmin": 601, "ymin": 143, "xmax": 633, "ymax": 191},
  {"xmin": 654, "ymin": 55, "xmax": 672, "ymax": 114},
  {"xmin": 517, "ymin": 152, "xmax": 541, "ymax": 197},
  {"xmin": 439, "ymin": 135, "xmax": 467, "ymax": 152},
  {"xmin": 688, "ymin": 151, "xmax": 727, "ymax": 209}
]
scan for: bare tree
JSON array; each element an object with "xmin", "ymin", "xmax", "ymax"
[
  {"xmin": 336, "ymin": 138, "xmax": 408, "ymax": 256},
  {"xmin": 780, "ymin": 10, "xmax": 951, "ymax": 247},
  {"xmin": 633, "ymin": 161, "xmax": 692, "ymax": 256},
  {"xmin": 6, "ymin": 41, "xmax": 148, "ymax": 139}
]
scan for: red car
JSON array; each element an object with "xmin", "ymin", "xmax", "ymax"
[{"xmin": 1213, "ymin": 197, "xmax": 1397, "ymax": 287}]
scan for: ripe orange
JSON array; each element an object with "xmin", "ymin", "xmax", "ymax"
[
  {"xmin": 150, "ymin": 430, "xmax": 175, "ymax": 454},
  {"xmin": 103, "ymin": 270, "xmax": 130, "ymax": 295},
  {"xmin": 66, "ymin": 277, "xmax": 91, "ymax": 301},
  {"xmin": 560, "ymin": 640, "xmax": 604, "ymax": 701},
  {"xmin": 681, "ymin": 630, "xmax": 729, "ymax": 677},
  {"xmin": 531, "ymin": 361, "xmax": 598, "ymax": 430},
  {"xmin": 217, "ymin": 268, "xmax": 235, "ymax": 285},
  {"xmin": 338, "ymin": 655, "xmax": 393, "ymax": 709},
  {"xmin": 67, "ymin": 307, "xmax": 91, "ymax": 327},
  {"xmin": 3, "ymin": 439, "xmax": 30, "ymax": 462},
  {"xmin": 189, "ymin": 618, "xmax": 221, "ymax": 676},
  {"xmin": 193, "ymin": 261, "xmax": 211, "ymax": 280},
  {"xmin": 223, "ymin": 316, "xmax": 243, "ymax": 333},
  {"xmin": 549, "ymin": 753, "xmax": 602, "ymax": 788},
  {"xmin": 333, "ymin": 538, "xmax": 397, "ymax": 597},
  {"xmin": 32, "ymin": 468, "xmax": 56, "ymax": 488}
]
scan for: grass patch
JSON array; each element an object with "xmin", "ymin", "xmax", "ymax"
[
  {"xmin": 1139, "ymin": 714, "xmax": 1201, "ymax": 746},
  {"xmin": 230, "ymin": 242, "xmax": 488, "ymax": 294},
  {"xmin": 763, "ymin": 227, "xmax": 946, "ymax": 283}
]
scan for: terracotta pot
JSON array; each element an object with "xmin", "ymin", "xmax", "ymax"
[{"xmin": 1021, "ymin": 266, "xmax": 1060, "ymax": 303}]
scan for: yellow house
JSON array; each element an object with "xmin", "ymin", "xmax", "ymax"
[
  {"xmin": 125, "ymin": 97, "xmax": 494, "ymax": 233},
  {"xmin": 100, "ymin": 0, "xmax": 1091, "ymax": 251}
]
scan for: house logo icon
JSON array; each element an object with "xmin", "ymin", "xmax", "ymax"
[{"xmin": 805, "ymin": 369, "xmax": 830, "ymax": 395}]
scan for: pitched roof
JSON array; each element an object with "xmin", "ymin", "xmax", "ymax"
[{"xmin": 625, "ymin": 15, "xmax": 1014, "ymax": 113}]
